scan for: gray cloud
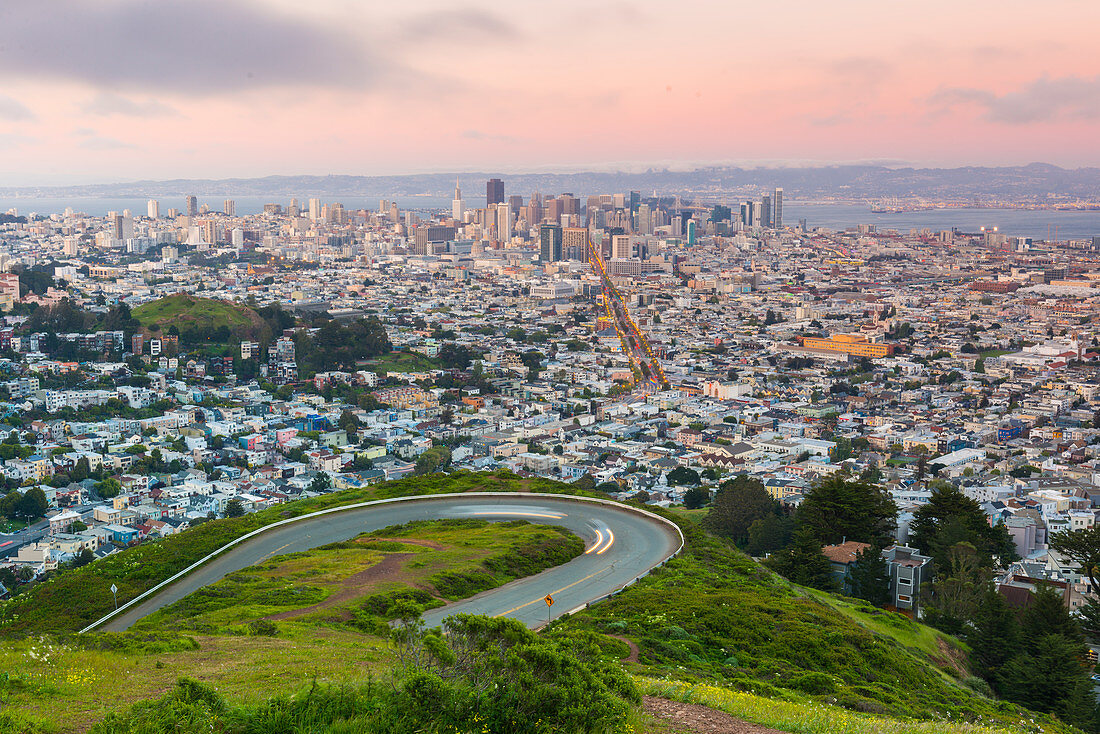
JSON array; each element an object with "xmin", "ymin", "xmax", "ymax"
[
  {"xmin": 399, "ymin": 9, "xmax": 520, "ymax": 41},
  {"xmin": 0, "ymin": 95, "xmax": 35, "ymax": 121},
  {"xmin": 0, "ymin": 0, "xmax": 379, "ymax": 93},
  {"xmin": 82, "ymin": 92, "xmax": 180, "ymax": 117},
  {"xmin": 932, "ymin": 75, "xmax": 1100, "ymax": 124}
]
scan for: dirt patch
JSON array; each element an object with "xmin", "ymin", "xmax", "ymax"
[
  {"xmin": 931, "ymin": 636, "xmax": 969, "ymax": 677},
  {"xmin": 609, "ymin": 633, "xmax": 640, "ymax": 663},
  {"xmin": 644, "ymin": 697, "xmax": 789, "ymax": 734},
  {"xmin": 266, "ymin": 552, "xmax": 430, "ymax": 621},
  {"xmin": 361, "ymin": 537, "xmax": 444, "ymax": 550}
]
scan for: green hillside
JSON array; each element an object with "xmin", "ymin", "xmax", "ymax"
[
  {"xmin": 0, "ymin": 472, "xmax": 1081, "ymax": 734},
  {"xmin": 132, "ymin": 293, "xmax": 267, "ymax": 344}
]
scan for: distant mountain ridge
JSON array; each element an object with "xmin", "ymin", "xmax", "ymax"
[{"xmin": 4, "ymin": 163, "xmax": 1100, "ymax": 200}]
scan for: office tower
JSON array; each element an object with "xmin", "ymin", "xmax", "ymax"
[
  {"xmin": 508, "ymin": 195, "xmax": 523, "ymax": 214},
  {"xmin": 224, "ymin": 199, "xmax": 235, "ymax": 217},
  {"xmin": 389, "ymin": 202, "xmax": 399, "ymax": 223},
  {"xmin": 201, "ymin": 220, "xmax": 217, "ymax": 244},
  {"xmin": 760, "ymin": 195, "xmax": 772, "ymax": 229},
  {"xmin": 636, "ymin": 203, "xmax": 652, "ymax": 235},
  {"xmin": 486, "ymin": 178, "xmax": 504, "ymax": 206},
  {"xmin": 108, "ymin": 211, "xmax": 123, "ymax": 239},
  {"xmin": 496, "ymin": 200, "xmax": 512, "ymax": 240},
  {"xmin": 671, "ymin": 215, "xmax": 682, "ymax": 237},
  {"xmin": 740, "ymin": 201, "xmax": 755, "ymax": 227},
  {"xmin": 289, "ymin": 198, "xmax": 300, "ymax": 217},
  {"xmin": 185, "ymin": 195, "xmax": 198, "ymax": 216},
  {"xmin": 629, "ymin": 191, "xmax": 640, "ymax": 212},
  {"xmin": 147, "ymin": 199, "xmax": 159, "ymax": 219},
  {"xmin": 687, "ymin": 219, "xmax": 696, "ymax": 245},
  {"xmin": 611, "ymin": 234, "xmax": 632, "ymax": 260},
  {"xmin": 378, "ymin": 199, "xmax": 388, "ymax": 214},
  {"xmin": 773, "ymin": 188, "xmax": 783, "ymax": 228},
  {"xmin": 231, "ymin": 228, "xmax": 244, "ymax": 247},
  {"xmin": 308, "ymin": 198, "xmax": 322, "ymax": 221},
  {"xmin": 799, "ymin": 218, "xmax": 807, "ymax": 233},
  {"xmin": 563, "ymin": 227, "xmax": 589, "ymax": 261},
  {"xmin": 452, "ymin": 178, "xmax": 464, "ymax": 220},
  {"xmin": 539, "ymin": 224, "xmax": 563, "ymax": 262}
]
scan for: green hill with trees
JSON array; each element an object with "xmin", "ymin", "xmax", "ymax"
[{"xmin": 132, "ymin": 294, "xmax": 268, "ymax": 345}]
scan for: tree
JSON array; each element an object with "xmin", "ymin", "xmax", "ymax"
[
  {"xmin": 18, "ymin": 487, "xmax": 48, "ymax": 519},
  {"xmin": 308, "ymin": 473, "xmax": 332, "ymax": 493},
  {"xmin": 71, "ymin": 547, "xmax": 95, "ymax": 568},
  {"xmin": 909, "ymin": 485, "xmax": 1017, "ymax": 569},
  {"xmin": 922, "ymin": 542, "xmax": 989, "ymax": 636},
  {"xmin": 666, "ymin": 466, "xmax": 700, "ymax": 486},
  {"xmin": 682, "ymin": 486, "xmax": 711, "ymax": 509},
  {"xmin": 796, "ymin": 475, "xmax": 897, "ymax": 547},
  {"xmin": 848, "ymin": 545, "xmax": 892, "ymax": 607},
  {"xmin": 415, "ymin": 447, "xmax": 452, "ymax": 475},
  {"xmin": 224, "ymin": 499, "xmax": 245, "ymax": 518},
  {"xmin": 746, "ymin": 514, "xmax": 795, "ymax": 557},
  {"xmin": 338, "ymin": 409, "xmax": 361, "ymax": 435},
  {"xmin": 1050, "ymin": 525, "xmax": 1100, "ymax": 597},
  {"xmin": 966, "ymin": 588, "xmax": 1021, "ymax": 691},
  {"xmin": 572, "ymin": 474, "xmax": 596, "ymax": 491},
  {"xmin": 705, "ymin": 475, "xmax": 777, "ymax": 544},
  {"xmin": 766, "ymin": 526, "xmax": 837, "ymax": 591}
]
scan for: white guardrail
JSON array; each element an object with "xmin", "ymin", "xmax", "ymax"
[{"xmin": 80, "ymin": 491, "xmax": 686, "ymax": 634}]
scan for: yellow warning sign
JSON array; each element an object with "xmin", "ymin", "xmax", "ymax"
[{"xmin": 544, "ymin": 594, "xmax": 554, "ymax": 607}]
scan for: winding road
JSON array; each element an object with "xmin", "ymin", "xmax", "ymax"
[{"xmin": 92, "ymin": 493, "xmax": 683, "ymax": 633}]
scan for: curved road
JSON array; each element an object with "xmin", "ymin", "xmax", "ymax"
[{"xmin": 99, "ymin": 494, "xmax": 682, "ymax": 632}]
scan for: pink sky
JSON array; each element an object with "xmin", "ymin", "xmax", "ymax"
[{"xmin": 1, "ymin": 0, "xmax": 1098, "ymax": 185}]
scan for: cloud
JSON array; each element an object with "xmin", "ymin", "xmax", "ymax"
[
  {"xmin": 82, "ymin": 93, "xmax": 180, "ymax": 117},
  {"xmin": 932, "ymin": 75, "xmax": 1100, "ymax": 124},
  {"xmin": 78, "ymin": 135, "xmax": 137, "ymax": 151},
  {"xmin": 0, "ymin": 0, "xmax": 382, "ymax": 93},
  {"xmin": 399, "ymin": 9, "xmax": 520, "ymax": 41},
  {"xmin": 461, "ymin": 129, "xmax": 521, "ymax": 144},
  {"xmin": 0, "ymin": 95, "xmax": 35, "ymax": 121}
]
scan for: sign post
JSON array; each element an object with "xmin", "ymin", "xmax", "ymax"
[
  {"xmin": 110, "ymin": 584, "xmax": 118, "ymax": 611},
  {"xmin": 544, "ymin": 593, "xmax": 554, "ymax": 627}
]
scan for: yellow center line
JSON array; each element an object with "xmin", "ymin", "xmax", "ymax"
[
  {"xmin": 260, "ymin": 542, "xmax": 292, "ymax": 561},
  {"xmin": 494, "ymin": 565, "xmax": 613, "ymax": 618}
]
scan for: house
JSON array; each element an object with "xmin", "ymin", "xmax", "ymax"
[
  {"xmin": 883, "ymin": 545, "xmax": 933, "ymax": 615},
  {"xmin": 822, "ymin": 541, "xmax": 871, "ymax": 594}
]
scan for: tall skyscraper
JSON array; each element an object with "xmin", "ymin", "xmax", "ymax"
[
  {"xmin": 147, "ymin": 199, "xmax": 159, "ymax": 219},
  {"xmin": 539, "ymin": 224, "xmax": 563, "ymax": 262},
  {"xmin": 760, "ymin": 195, "xmax": 772, "ymax": 229},
  {"xmin": 496, "ymin": 200, "xmax": 512, "ymax": 240},
  {"xmin": 185, "ymin": 195, "xmax": 197, "ymax": 217},
  {"xmin": 773, "ymin": 188, "xmax": 784, "ymax": 228},
  {"xmin": 223, "ymin": 199, "xmax": 235, "ymax": 217},
  {"xmin": 562, "ymin": 227, "xmax": 589, "ymax": 261},
  {"xmin": 308, "ymin": 198, "xmax": 322, "ymax": 221},
  {"xmin": 486, "ymin": 178, "xmax": 504, "ymax": 206},
  {"xmin": 289, "ymin": 198, "xmax": 300, "ymax": 217},
  {"xmin": 452, "ymin": 178, "xmax": 464, "ymax": 220}
]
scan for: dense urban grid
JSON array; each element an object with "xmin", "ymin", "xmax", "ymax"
[{"xmin": 3, "ymin": 179, "xmax": 1100, "ymax": 726}]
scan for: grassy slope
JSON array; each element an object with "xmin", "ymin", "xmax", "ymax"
[
  {"xmin": 367, "ymin": 350, "xmax": 440, "ymax": 373},
  {"xmin": 0, "ymin": 472, "xmax": 1080, "ymax": 734},
  {"xmin": 132, "ymin": 294, "xmax": 264, "ymax": 340}
]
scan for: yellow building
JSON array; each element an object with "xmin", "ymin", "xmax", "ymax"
[{"xmin": 800, "ymin": 333, "xmax": 894, "ymax": 359}]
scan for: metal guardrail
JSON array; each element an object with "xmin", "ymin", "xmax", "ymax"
[{"xmin": 79, "ymin": 491, "xmax": 686, "ymax": 634}]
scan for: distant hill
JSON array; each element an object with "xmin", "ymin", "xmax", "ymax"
[{"xmin": 132, "ymin": 294, "xmax": 267, "ymax": 344}]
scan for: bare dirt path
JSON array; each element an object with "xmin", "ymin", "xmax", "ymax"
[{"xmin": 643, "ymin": 697, "xmax": 789, "ymax": 734}]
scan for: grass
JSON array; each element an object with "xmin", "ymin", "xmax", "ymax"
[
  {"xmin": 366, "ymin": 350, "xmax": 440, "ymax": 373},
  {"xmin": 131, "ymin": 519, "xmax": 583, "ymax": 635},
  {"xmin": 979, "ymin": 349, "xmax": 1011, "ymax": 358},
  {"xmin": 0, "ymin": 628, "xmax": 390, "ymax": 734},
  {"xmin": 636, "ymin": 678, "xmax": 1062, "ymax": 734}
]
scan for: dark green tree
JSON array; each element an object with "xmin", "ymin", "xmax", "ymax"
[
  {"xmin": 967, "ymin": 588, "xmax": 1020, "ymax": 691},
  {"xmin": 766, "ymin": 525, "xmax": 837, "ymax": 591},
  {"xmin": 705, "ymin": 475, "xmax": 777, "ymax": 544},
  {"xmin": 224, "ymin": 499, "xmax": 245, "ymax": 518},
  {"xmin": 922, "ymin": 542, "xmax": 990, "ymax": 636},
  {"xmin": 848, "ymin": 545, "xmax": 892, "ymax": 607},
  {"xmin": 682, "ymin": 486, "xmax": 711, "ymax": 509},
  {"xmin": 909, "ymin": 485, "xmax": 1017, "ymax": 569},
  {"xmin": 796, "ymin": 475, "xmax": 897, "ymax": 547},
  {"xmin": 666, "ymin": 466, "xmax": 700, "ymax": 486},
  {"xmin": 746, "ymin": 514, "xmax": 795, "ymax": 557}
]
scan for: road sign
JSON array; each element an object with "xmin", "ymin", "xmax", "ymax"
[
  {"xmin": 110, "ymin": 584, "xmax": 117, "ymax": 594},
  {"xmin": 110, "ymin": 584, "xmax": 118, "ymax": 611},
  {"xmin": 544, "ymin": 594, "xmax": 554, "ymax": 607}
]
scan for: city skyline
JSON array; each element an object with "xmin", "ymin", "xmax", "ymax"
[{"xmin": 1, "ymin": 0, "xmax": 1100, "ymax": 185}]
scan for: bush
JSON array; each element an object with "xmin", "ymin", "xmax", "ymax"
[{"xmin": 247, "ymin": 619, "xmax": 278, "ymax": 637}]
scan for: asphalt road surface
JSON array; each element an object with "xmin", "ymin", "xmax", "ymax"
[{"xmin": 99, "ymin": 494, "xmax": 682, "ymax": 632}]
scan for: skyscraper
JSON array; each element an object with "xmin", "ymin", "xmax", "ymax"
[
  {"xmin": 496, "ymin": 200, "xmax": 512, "ymax": 240},
  {"xmin": 539, "ymin": 224, "xmax": 563, "ymax": 262},
  {"xmin": 452, "ymin": 178, "xmax": 464, "ymax": 220},
  {"xmin": 562, "ymin": 227, "xmax": 589, "ymax": 261},
  {"xmin": 486, "ymin": 178, "xmax": 504, "ymax": 206},
  {"xmin": 611, "ymin": 234, "xmax": 632, "ymax": 260},
  {"xmin": 147, "ymin": 199, "xmax": 159, "ymax": 219},
  {"xmin": 308, "ymin": 198, "xmax": 322, "ymax": 221},
  {"xmin": 760, "ymin": 195, "xmax": 772, "ymax": 229},
  {"xmin": 224, "ymin": 199, "xmax": 235, "ymax": 217},
  {"xmin": 773, "ymin": 188, "xmax": 783, "ymax": 228},
  {"xmin": 185, "ymin": 195, "xmax": 197, "ymax": 217}
]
